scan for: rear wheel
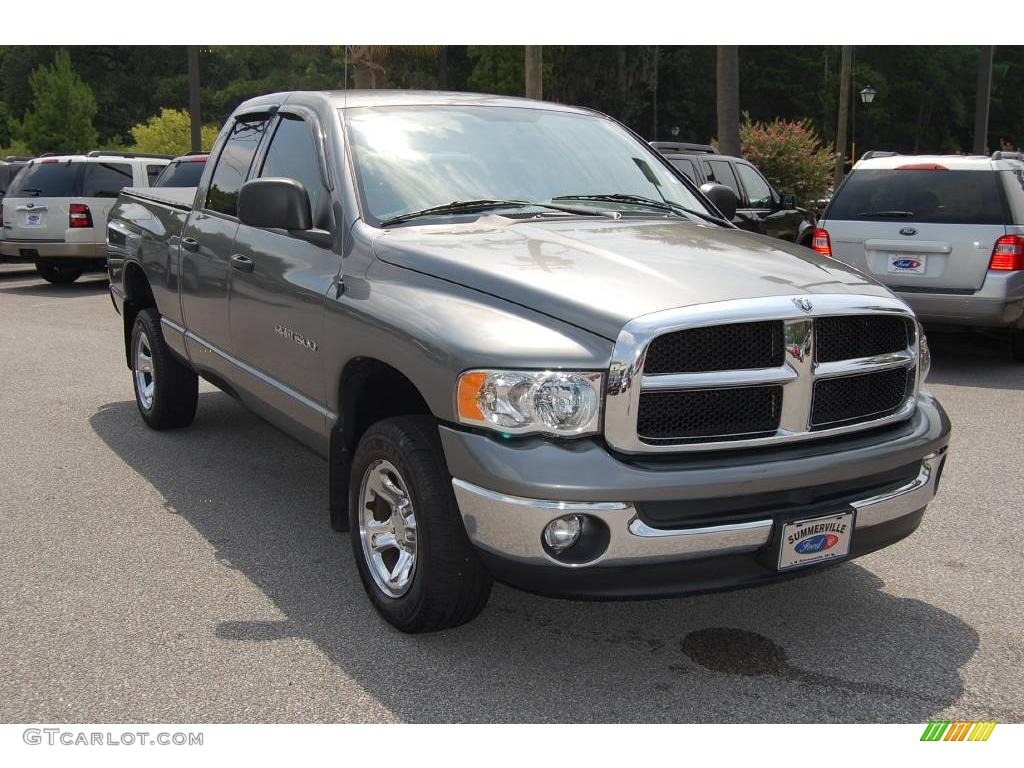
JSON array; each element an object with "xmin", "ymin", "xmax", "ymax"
[
  {"xmin": 35, "ymin": 262, "xmax": 82, "ymax": 284},
  {"xmin": 130, "ymin": 308, "xmax": 198, "ymax": 429},
  {"xmin": 1012, "ymin": 328, "xmax": 1024, "ymax": 362},
  {"xmin": 349, "ymin": 416, "xmax": 492, "ymax": 633}
]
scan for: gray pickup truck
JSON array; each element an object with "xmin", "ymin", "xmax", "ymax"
[{"xmin": 107, "ymin": 90, "xmax": 951, "ymax": 633}]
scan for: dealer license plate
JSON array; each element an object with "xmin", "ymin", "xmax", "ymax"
[
  {"xmin": 887, "ymin": 254, "xmax": 926, "ymax": 274},
  {"xmin": 777, "ymin": 511, "xmax": 855, "ymax": 571}
]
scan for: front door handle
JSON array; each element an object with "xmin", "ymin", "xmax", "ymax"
[
  {"xmin": 181, "ymin": 236, "xmax": 200, "ymax": 252},
  {"xmin": 230, "ymin": 253, "xmax": 254, "ymax": 273}
]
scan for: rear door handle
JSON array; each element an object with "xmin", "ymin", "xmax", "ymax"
[
  {"xmin": 230, "ymin": 254, "xmax": 254, "ymax": 273},
  {"xmin": 181, "ymin": 236, "xmax": 200, "ymax": 252}
]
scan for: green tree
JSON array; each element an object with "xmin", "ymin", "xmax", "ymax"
[
  {"xmin": 130, "ymin": 108, "xmax": 220, "ymax": 155},
  {"xmin": 17, "ymin": 50, "xmax": 98, "ymax": 153}
]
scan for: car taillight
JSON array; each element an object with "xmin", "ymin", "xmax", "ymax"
[
  {"xmin": 811, "ymin": 228, "xmax": 832, "ymax": 258},
  {"xmin": 989, "ymin": 234, "xmax": 1024, "ymax": 271},
  {"xmin": 69, "ymin": 203, "xmax": 93, "ymax": 229}
]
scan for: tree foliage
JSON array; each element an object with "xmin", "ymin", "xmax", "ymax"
[
  {"xmin": 130, "ymin": 108, "xmax": 220, "ymax": 155},
  {"xmin": 16, "ymin": 50, "xmax": 98, "ymax": 154},
  {"xmin": 739, "ymin": 115, "xmax": 835, "ymax": 205}
]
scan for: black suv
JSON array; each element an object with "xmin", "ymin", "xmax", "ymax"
[{"xmin": 651, "ymin": 142, "xmax": 815, "ymax": 246}]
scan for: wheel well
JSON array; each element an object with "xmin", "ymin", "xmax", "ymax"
[
  {"xmin": 122, "ymin": 262, "xmax": 156, "ymax": 368},
  {"xmin": 329, "ymin": 358, "xmax": 433, "ymax": 528}
]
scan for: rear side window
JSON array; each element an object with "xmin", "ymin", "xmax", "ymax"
[
  {"xmin": 669, "ymin": 158, "xmax": 698, "ymax": 182},
  {"xmin": 205, "ymin": 118, "xmax": 269, "ymax": 216},
  {"xmin": 81, "ymin": 162, "xmax": 133, "ymax": 198},
  {"xmin": 259, "ymin": 115, "xmax": 324, "ymax": 216},
  {"xmin": 155, "ymin": 159, "xmax": 207, "ymax": 188},
  {"xmin": 146, "ymin": 164, "xmax": 164, "ymax": 186},
  {"xmin": 704, "ymin": 159, "xmax": 741, "ymax": 198},
  {"xmin": 828, "ymin": 169, "xmax": 1007, "ymax": 225},
  {"xmin": 6, "ymin": 161, "xmax": 81, "ymax": 198}
]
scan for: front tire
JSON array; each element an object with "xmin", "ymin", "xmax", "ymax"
[
  {"xmin": 349, "ymin": 416, "xmax": 492, "ymax": 633},
  {"xmin": 36, "ymin": 262, "xmax": 82, "ymax": 284},
  {"xmin": 130, "ymin": 308, "xmax": 198, "ymax": 429}
]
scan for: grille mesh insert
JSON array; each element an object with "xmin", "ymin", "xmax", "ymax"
[
  {"xmin": 811, "ymin": 367, "xmax": 914, "ymax": 429},
  {"xmin": 637, "ymin": 386, "xmax": 783, "ymax": 443},
  {"xmin": 816, "ymin": 315, "xmax": 911, "ymax": 363},
  {"xmin": 644, "ymin": 321, "xmax": 784, "ymax": 374}
]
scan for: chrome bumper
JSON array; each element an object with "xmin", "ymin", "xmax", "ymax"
[{"xmin": 452, "ymin": 452, "xmax": 943, "ymax": 569}]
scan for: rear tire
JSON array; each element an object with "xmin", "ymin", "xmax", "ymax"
[
  {"xmin": 349, "ymin": 416, "xmax": 492, "ymax": 633},
  {"xmin": 130, "ymin": 308, "xmax": 198, "ymax": 429},
  {"xmin": 1012, "ymin": 328, "xmax": 1024, "ymax": 362},
  {"xmin": 36, "ymin": 262, "xmax": 82, "ymax": 284}
]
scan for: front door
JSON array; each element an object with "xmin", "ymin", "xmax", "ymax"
[
  {"xmin": 228, "ymin": 113, "xmax": 338, "ymax": 448},
  {"xmin": 733, "ymin": 160, "xmax": 802, "ymax": 242}
]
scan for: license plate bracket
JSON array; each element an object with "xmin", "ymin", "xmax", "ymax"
[{"xmin": 776, "ymin": 510, "xmax": 855, "ymax": 571}]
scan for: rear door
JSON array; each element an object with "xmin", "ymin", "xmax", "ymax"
[
  {"xmin": 824, "ymin": 166, "xmax": 1008, "ymax": 291},
  {"xmin": 703, "ymin": 158, "xmax": 758, "ymax": 233},
  {"xmin": 2, "ymin": 158, "xmax": 82, "ymax": 244}
]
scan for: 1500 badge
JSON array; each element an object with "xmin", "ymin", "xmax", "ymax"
[{"xmin": 274, "ymin": 324, "xmax": 318, "ymax": 352}]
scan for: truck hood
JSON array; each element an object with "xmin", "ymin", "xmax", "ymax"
[{"xmin": 372, "ymin": 216, "xmax": 895, "ymax": 340}]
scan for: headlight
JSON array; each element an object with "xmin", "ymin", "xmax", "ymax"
[
  {"xmin": 457, "ymin": 369, "xmax": 603, "ymax": 437},
  {"xmin": 917, "ymin": 321, "xmax": 931, "ymax": 382}
]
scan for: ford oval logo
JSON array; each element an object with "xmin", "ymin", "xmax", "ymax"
[
  {"xmin": 794, "ymin": 533, "xmax": 840, "ymax": 554},
  {"xmin": 899, "ymin": 227, "xmax": 917, "ymax": 236},
  {"xmin": 892, "ymin": 258, "xmax": 922, "ymax": 270}
]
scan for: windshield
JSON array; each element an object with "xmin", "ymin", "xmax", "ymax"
[
  {"xmin": 828, "ymin": 169, "xmax": 1008, "ymax": 225},
  {"xmin": 342, "ymin": 105, "xmax": 713, "ymax": 225}
]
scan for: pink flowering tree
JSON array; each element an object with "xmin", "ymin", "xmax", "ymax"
[{"xmin": 739, "ymin": 115, "xmax": 835, "ymax": 206}]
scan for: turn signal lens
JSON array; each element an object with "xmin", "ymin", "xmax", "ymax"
[
  {"xmin": 917, "ymin": 321, "xmax": 931, "ymax": 383},
  {"xmin": 456, "ymin": 369, "xmax": 603, "ymax": 437},
  {"xmin": 989, "ymin": 235, "xmax": 1024, "ymax": 271},
  {"xmin": 810, "ymin": 228, "xmax": 832, "ymax": 258}
]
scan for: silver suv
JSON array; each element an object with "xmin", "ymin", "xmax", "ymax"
[
  {"xmin": 817, "ymin": 151, "xmax": 1024, "ymax": 359},
  {"xmin": 0, "ymin": 151, "xmax": 169, "ymax": 283}
]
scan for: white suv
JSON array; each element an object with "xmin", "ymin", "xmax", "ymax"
[
  {"xmin": 0, "ymin": 152, "xmax": 169, "ymax": 283},
  {"xmin": 816, "ymin": 151, "xmax": 1024, "ymax": 360}
]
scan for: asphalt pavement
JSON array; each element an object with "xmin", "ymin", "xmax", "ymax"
[{"xmin": 0, "ymin": 263, "xmax": 1021, "ymax": 723}]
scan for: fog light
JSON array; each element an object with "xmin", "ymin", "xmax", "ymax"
[{"xmin": 543, "ymin": 515, "xmax": 583, "ymax": 551}]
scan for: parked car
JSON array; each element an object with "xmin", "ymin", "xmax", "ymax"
[
  {"xmin": 650, "ymin": 141, "xmax": 816, "ymax": 246},
  {"xmin": 0, "ymin": 151, "xmax": 170, "ymax": 283},
  {"xmin": 817, "ymin": 151, "xmax": 1024, "ymax": 360},
  {"xmin": 0, "ymin": 155, "xmax": 31, "ymax": 198},
  {"xmin": 106, "ymin": 91, "xmax": 949, "ymax": 633},
  {"xmin": 153, "ymin": 153, "xmax": 208, "ymax": 188}
]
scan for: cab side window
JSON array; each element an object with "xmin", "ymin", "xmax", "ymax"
[
  {"xmin": 259, "ymin": 115, "xmax": 327, "ymax": 227},
  {"xmin": 205, "ymin": 117, "xmax": 269, "ymax": 216},
  {"xmin": 703, "ymin": 159, "xmax": 742, "ymax": 200},
  {"xmin": 735, "ymin": 162, "xmax": 775, "ymax": 209}
]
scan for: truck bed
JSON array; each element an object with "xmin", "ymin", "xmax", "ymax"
[{"xmin": 120, "ymin": 186, "xmax": 197, "ymax": 212}]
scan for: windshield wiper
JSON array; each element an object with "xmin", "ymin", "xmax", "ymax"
[
  {"xmin": 552, "ymin": 193, "xmax": 727, "ymax": 224},
  {"xmin": 856, "ymin": 210, "xmax": 915, "ymax": 218},
  {"xmin": 379, "ymin": 199, "xmax": 603, "ymax": 227},
  {"xmin": 19, "ymin": 187, "xmax": 42, "ymax": 197}
]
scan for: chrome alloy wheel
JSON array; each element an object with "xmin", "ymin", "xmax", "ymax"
[
  {"xmin": 358, "ymin": 459, "xmax": 418, "ymax": 598},
  {"xmin": 133, "ymin": 329, "xmax": 155, "ymax": 410}
]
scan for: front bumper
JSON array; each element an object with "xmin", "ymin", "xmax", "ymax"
[
  {"xmin": 897, "ymin": 270, "xmax": 1024, "ymax": 328},
  {"xmin": 443, "ymin": 392, "xmax": 950, "ymax": 598}
]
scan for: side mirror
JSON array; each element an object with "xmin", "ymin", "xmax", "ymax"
[
  {"xmin": 238, "ymin": 178, "xmax": 312, "ymax": 231},
  {"xmin": 699, "ymin": 182, "xmax": 737, "ymax": 220},
  {"xmin": 780, "ymin": 193, "xmax": 797, "ymax": 209}
]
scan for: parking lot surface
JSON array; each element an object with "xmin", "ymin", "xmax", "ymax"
[{"xmin": 1, "ymin": 263, "xmax": 1021, "ymax": 723}]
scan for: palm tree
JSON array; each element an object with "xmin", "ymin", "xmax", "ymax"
[
  {"xmin": 525, "ymin": 46, "xmax": 543, "ymax": 99},
  {"xmin": 716, "ymin": 46, "xmax": 741, "ymax": 156}
]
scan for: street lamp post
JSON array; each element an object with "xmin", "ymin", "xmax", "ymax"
[{"xmin": 852, "ymin": 85, "xmax": 877, "ymax": 163}]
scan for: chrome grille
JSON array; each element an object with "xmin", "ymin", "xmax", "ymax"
[{"xmin": 605, "ymin": 295, "xmax": 920, "ymax": 453}]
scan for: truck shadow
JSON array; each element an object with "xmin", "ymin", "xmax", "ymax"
[
  {"xmin": 90, "ymin": 394, "xmax": 979, "ymax": 723},
  {"xmin": 0, "ymin": 275, "xmax": 109, "ymax": 296},
  {"xmin": 925, "ymin": 327, "xmax": 1023, "ymax": 391}
]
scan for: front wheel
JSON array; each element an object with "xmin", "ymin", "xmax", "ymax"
[
  {"xmin": 36, "ymin": 262, "xmax": 82, "ymax": 284},
  {"xmin": 349, "ymin": 416, "xmax": 492, "ymax": 633},
  {"xmin": 130, "ymin": 308, "xmax": 198, "ymax": 429}
]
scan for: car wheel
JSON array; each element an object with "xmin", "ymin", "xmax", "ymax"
[
  {"xmin": 130, "ymin": 308, "xmax": 198, "ymax": 429},
  {"xmin": 349, "ymin": 415, "xmax": 492, "ymax": 633},
  {"xmin": 36, "ymin": 262, "xmax": 82, "ymax": 284},
  {"xmin": 1012, "ymin": 328, "xmax": 1024, "ymax": 362}
]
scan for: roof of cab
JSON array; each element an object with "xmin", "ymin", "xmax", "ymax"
[
  {"xmin": 854, "ymin": 153, "xmax": 1024, "ymax": 172},
  {"xmin": 235, "ymin": 89, "xmax": 597, "ymax": 115}
]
